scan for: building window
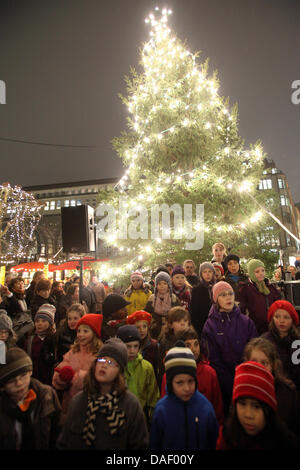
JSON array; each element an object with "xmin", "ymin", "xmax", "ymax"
[
  {"xmin": 64, "ymin": 200, "xmax": 70, "ymax": 207},
  {"xmin": 50, "ymin": 201, "xmax": 56, "ymax": 210},
  {"xmin": 56, "ymin": 200, "xmax": 61, "ymax": 209},
  {"xmin": 44, "ymin": 201, "xmax": 50, "ymax": 211},
  {"xmin": 41, "ymin": 244, "xmax": 46, "ymax": 255},
  {"xmin": 280, "ymin": 195, "xmax": 288, "ymax": 206},
  {"xmin": 271, "ymin": 168, "xmax": 278, "ymax": 174},
  {"xmin": 259, "ymin": 179, "xmax": 272, "ymax": 190},
  {"xmin": 76, "ymin": 200, "xmax": 82, "ymax": 206},
  {"xmin": 70, "ymin": 200, "xmax": 76, "ymax": 207},
  {"xmin": 278, "ymin": 179, "xmax": 285, "ymax": 189}
]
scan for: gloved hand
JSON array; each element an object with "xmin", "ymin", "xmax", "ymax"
[{"xmin": 54, "ymin": 365, "xmax": 75, "ymax": 383}]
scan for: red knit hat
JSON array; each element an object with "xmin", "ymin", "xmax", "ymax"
[
  {"xmin": 126, "ymin": 310, "xmax": 152, "ymax": 325},
  {"xmin": 76, "ymin": 314, "xmax": 103, "ymax": 338},
  {"xmin": 267, "ymin": 300, "xmax": 299, "ymax": 326},
  {"xmin": 232, "ymin": 361, "xmax": 277, "ymax": 412}
]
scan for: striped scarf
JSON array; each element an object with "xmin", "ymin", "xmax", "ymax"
[{"xmin": 83, "ymin": 391, "xmax": 126, "ymax": 447}]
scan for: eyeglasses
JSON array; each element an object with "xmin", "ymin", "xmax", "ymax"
[
  {"xmin": 219, "ymin": 291, "xmax": 234, "ymax": 297},
  {"xmin": 96, "ymin": 357, "xmax": 118, "ymax": 368}
]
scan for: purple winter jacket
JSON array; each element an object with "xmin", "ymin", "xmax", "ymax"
[
  {"xmin": 200, "ymin": 304, "xmax": 258, "ymax": 411},
  {"xmin": 239, "ymin": 279, "xmax": 280, "ymax": 335}
]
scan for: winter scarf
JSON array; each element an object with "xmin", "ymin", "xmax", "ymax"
[
  {"xmin": 83, "ymin": 391, "xmax": 126, "ymax": 447},
  {"xmin": 154, "ymin": 293, "xmax": 172, "ymax": 316}
]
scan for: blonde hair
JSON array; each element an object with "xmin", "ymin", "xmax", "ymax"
[
  {"xmin": 71, "ymin": 331, "xmax": 103, "ymax": 355},
  {"xmin": 212, "ymin": 242, "xmax": 227, "ymax": 256},
  {"xmin": 66, "ymin": 303, "xmax": 86, "ymax": 318}
]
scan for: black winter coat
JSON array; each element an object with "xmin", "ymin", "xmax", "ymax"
[{"xmin": 190, "ymin": 282, "xmax": 213, "ymax": 337}]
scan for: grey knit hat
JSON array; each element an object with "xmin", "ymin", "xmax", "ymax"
[
  {"xmin": 154, "ymin": 271, "xmax": 172, "ymax": 294},
  {"xmin": 98, "ymin": 337, "xmax": 128, "ymax": 372},
  {"xmin": 0, "ymin": 347, "xmax": 32, "ymax": 386},
  {"xmin": 199, "ymin": 262, "xmax": 216, "ymax": 282},
  {"xmin": 117, "ymin": 324, "xmax": 141, "ymax": 344},
  {"xmin": 0, "ymin": 311, "xmax": 13, "ymax": 336}
]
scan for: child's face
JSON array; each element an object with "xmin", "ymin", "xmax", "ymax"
[
  {"xmin": 156, "ymin": 280, "xmax": 169, "ymax": 295},
  {"xmin": 254, "ymin": 266, "xmax": 265, "ymax": 282},
  {"xmin": 227, "ymin": 260, "xmax": 239, "ymax": 274},
  {"xmin": 132, "ymin": 279, "xmax": 143, "ymax": 290},
  {"xmin": 236, "ymin": 397, "xmax": 266, "ymax": 436},
  {"xmin": 172, "ymin": 374, "xmax": 196, "ymax": 402},
  {"xmin": 95, "ymin": 355, "xmax": 120, "ymax": 385},
  {"xmin": 67, "ymin": 311, "xmax": 81, "ymax": 330},
  {"xmin": 184, "ymin": 338, "xmax": 200, "ymax": 361},
  {"xmin": 1, "ymin": 371, "xmax": 32, "ymax": 404},
  {"xmin": 76, "ymin": 324, "xmax": 94, "ymax": 346},
  {"xmin": 112, "ymin": 307, "xmax": 128, "ymax": 320},
  {"xmin": 273, "ymin": 309, "xmax": 293, "ymax": 336},
  {"xmin": 217, "ymin": 290, "xmax": 235, "ymax": 311},
  {"xmin": 213, "ymin": 246, "xmax": 224, "ymax": 261},
  {"xmin": 0, "ymin": 329, "xmax": 9, "ymax": 342},
  {"xmin": 249, "ymin": 348, "xmax": 272, "ymax": 373},
  {"xmin": 12, "ymin": 280, "xmax": 25, "ymax": 295},
  {"xmin": 125, "ymin": 340, "xmax": 140, "ymax": 361},
  {"xmin": 172, "ymin": 274, "xmax": 185, "ymax": 288},
  {"xmin": 171, "ymin": 317, "xmax": 189, "ymax": 335},
  {"xmin": 135, "ymin": 320, "xmax": 148, "ymax": 340},
  {"xmin": 38, "ymin": 289, "xmax": 51, "ymax": 299},
  {"xmin": 35, "ymin": 318, "xmax": 50, "ymax": 335},
  {"xmin": 201, "ymin": 268, "xmax": 213, "ymax": 283},
  {"xmin": 214, "ymin": 268, "xmax": 222, "ymax": 280}
]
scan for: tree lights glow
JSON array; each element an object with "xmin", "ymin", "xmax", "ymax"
[{"xmin": 96, "ymin": 7, "xmax": 270, "ymax": 281}]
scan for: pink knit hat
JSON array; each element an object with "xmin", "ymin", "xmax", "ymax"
[
  {"xmin": 130, "ymin": 271, "xmax": 144, "ymax": 281},
  {"xmin": 212, "ymin": 281, "xmax": 234, "ymax": 303}
]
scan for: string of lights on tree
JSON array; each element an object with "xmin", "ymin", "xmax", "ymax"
[{"xmin": 0, "ymin": 183, "xmax": 44, "ymax": 263}]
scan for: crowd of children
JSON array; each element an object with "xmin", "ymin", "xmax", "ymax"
[{"xmin": 0, "ymin": 244, "xmax": 300, "ymax": 451}]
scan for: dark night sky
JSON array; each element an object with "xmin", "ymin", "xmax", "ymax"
[{"xmin": 0, "ymin": 0, "xmax": 299, "ymax": 201}]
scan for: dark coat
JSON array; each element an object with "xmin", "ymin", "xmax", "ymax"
[
  {"xmin": 224, "ymin": 271, "xmax": 249, "ymax": 302},
  {"xmin": 56, "ymin": 389, "xmax": 149, "ymax": 450},
  {"xmin": 200, "ymin": 304, "xmax": 258, "ymax": 413},
  {"xmin": 190, "ymin": 282, "xmax": 213, "ymax": 337},
  {"xmin": 55, "ymin": 322, "xmax": 77, "ymax": 363},
  {"xmin": 29, "ymin": 294, "xmax": 56, "ymax": 319},
  {"xmin": 275, "ymin": 378, "xmax": 300, "ymax": 440},
  {"xmin": 140, "ymin": 337, "xmax": 160, "ymax": 383},
  {"xmin": 186, "ymin": 274, "xmax": 200, "ymax": 287},
  {"xmin": 239, "ymin": 278, "xmax": 281, "ymax": 334},
  {"xmin": 262, "ymin": 328, "xmax": 300, "ymax": 395},
  {"xmin": 0, "ymin": 378, "xmax": 61, "ymax": 450},
  {"xmin": 25, "ymin": 333, "xmax": 57, "ymax": 385},
  {"xmin": 2, "ymin": 293, "xmax": 28, "ymax": 318},
  {"xmin": 80, "ymin": 286, "xmax": 97, "ymax": 313}
]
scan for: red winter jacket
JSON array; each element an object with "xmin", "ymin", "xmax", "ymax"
[{"xmin": 160, "ymin": 359, "xmax": 224, "ymax": 425}]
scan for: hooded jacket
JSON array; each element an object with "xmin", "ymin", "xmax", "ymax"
[
  {"xmin": 200, "ymin": 304, "xmax": 258, "ymax": 410},
  {"xmin": 124, "ymin": 353, "xmax": 160, "ymax": 423},
  {"xmin": 124, "ymin": 285, "xmax": 152, "ymax": 316}
]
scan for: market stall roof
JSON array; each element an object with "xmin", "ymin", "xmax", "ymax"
[{"xmin": 10, "ymin": 257, "xmax": 109, "ymax": 272}]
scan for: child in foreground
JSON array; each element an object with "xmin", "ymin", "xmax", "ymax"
[
  {"xmin": 216, "ymin": 361, "xmax": 298, "ymax": 450},
  {"xmin": 52, "ymin": 314, "xmax": 103, "ymax": 420},
  {"xmin": 56, "ymin": 338, "xmax": 148, "ymax": 450},
  {"xmin": 150, "ymin": 340, "xmax": 219, "ymax": 451},
  {"xmin": 0, "ymin": 348, "xmax": 61, "ymax": 450},
  {"xmin": 160, "ymin": 327, "xmax": 224, "ymax": 425}
]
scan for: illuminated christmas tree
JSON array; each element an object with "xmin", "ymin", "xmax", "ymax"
[
  {"xmin": 97, "ymin": 8, "xmax": 278, "ymax": 282},
  {"xmin": 0, "ymin": 183, "xmax": 44, "ymax": 263}
]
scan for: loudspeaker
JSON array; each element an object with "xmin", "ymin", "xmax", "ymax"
[
  {"xmin": 61, "ymin": 205, "xmax": 95, "ymax": 253},
  {"xmin": 283, "ymin": 281, "xmax": 300, "ymax": 310}
]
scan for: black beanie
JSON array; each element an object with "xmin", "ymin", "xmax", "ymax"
[
  {"xmin": 224, "ymin": 254, "xmax": 240, "ymax": 271},
  {"xmin": 0, "ymin": 348, "xmax": 33, "ymax": 386},
  {"xmin": 102, "ymin": 294, "xmax": 130, "ymax": 317},
  {"xmin": 164, "ymin": 340, "xmax": 197, "ymax": 394},
  {"xmin": 117, "ymin": 325, "xmax": 141, "ymax": 344}
]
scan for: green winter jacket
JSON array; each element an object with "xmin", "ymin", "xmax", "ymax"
[{"xmin": 124, "ymin": 353, "xmax": 160, "ymax": 422}]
